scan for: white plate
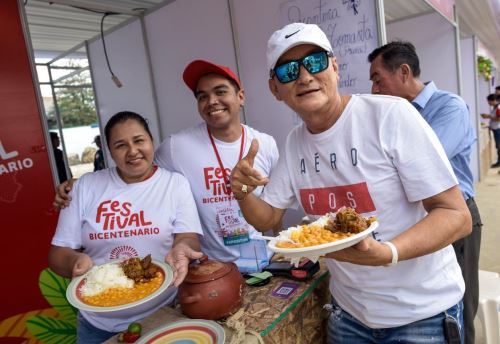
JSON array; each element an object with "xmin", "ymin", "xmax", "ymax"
[
  {"xmin": 66, "ymin": 259, "xmax": 173, "ymax": 313},
  {"xmin": 137, "ymin": 319, "xmax": 225, "ymax": 344},
  {"xmin": 268, "ymin": 221, "xmax": 379, "ymax": 266}
]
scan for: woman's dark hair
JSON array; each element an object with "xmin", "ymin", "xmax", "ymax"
[
  {"xmin": 368, "ymin": 41, "xmax": 421, "ymax": 78},
  {"xmin": 104, "ymin": 111, "xmax": 153, "ymax": 147}
]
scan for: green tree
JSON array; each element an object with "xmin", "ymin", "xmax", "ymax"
[{"xmin": 46, "ymin": 62, "xmax": 97, "ymax": 129}]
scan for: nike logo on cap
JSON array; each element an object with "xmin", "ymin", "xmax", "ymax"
[{"xmin": 285, "ymin": 29, "xmax": 300, "ymax": 38}]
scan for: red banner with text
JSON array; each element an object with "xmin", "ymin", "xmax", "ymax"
[{"xmin": 0, "ymin": 0, "xmax": 58, "ymax": 339}]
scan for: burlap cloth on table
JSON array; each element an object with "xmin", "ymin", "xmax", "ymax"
[{"xmin": 105, "ymin": 267, "xmax": 330, "ymax": 343}]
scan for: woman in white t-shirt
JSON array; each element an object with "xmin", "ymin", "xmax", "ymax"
[{"xmin": 48, "ymin": 111, "xmax": 203, "ymax": 344}]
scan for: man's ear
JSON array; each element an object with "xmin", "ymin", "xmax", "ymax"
[
  {"xmin": 330, "ymin": 56, "xmax": 340, "ymax": 82},
  {"xmin": 400, "ymin": 64, "xmax": 411, "ymax": 83},
  {"xmin": 268, "ymin": 78, "xmax": 282, "ymax": 101},
  {"xmin": 331, "ymin": 56, "xmax": 338, "ymax": 73},
  {"xmin": 238, "ymin": 88, "xmax": 245, "ymax": 107}
]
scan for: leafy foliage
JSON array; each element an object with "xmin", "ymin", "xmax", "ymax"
[
  {"xmin": 477, "ymin": 55, "xmax": 493, "ymax": 81},
  {"xmin": 45, "ymin": 60, "xmax": 97, "ymax": 129},
  {"xmin": 26, "ymin": 316, "xmax": 76, "ymax": 344},
  {"xmin": 38, "ymin": 268, "xmax": 77, "ymax": 323},
  {"xmin": 26, "ymin": 268, "xmax": 77, "ymax": 343}
]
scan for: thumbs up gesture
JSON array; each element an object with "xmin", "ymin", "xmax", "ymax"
[{"xmin": 230, "ymin": 139, "xmax": 269, "ymax": 201}]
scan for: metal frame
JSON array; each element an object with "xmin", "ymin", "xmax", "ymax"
[
  {"xmin": 36, "ymin": 43, "xmax": 101, "ymax": 178},
  {"xmin": 227, "ymin": 0, "xmax": 246, "ymax": 124},
  {"xmin": 375, "ymin": 0, "xmax": 387, "ymax": 46},
  {"xmin": 17, "ymin": 0, "xmax": 61, "ymax": 186},
  {"xmin": 85, "ymin": 40, "xmax": 108, "ymax": 166},
  {"xmin": 422, "ymin": 0, "xmax": 457, "ymax": 27},
  {"xmin": 32, "ymin": 0, "xmax": 144, "ymax": 16},
  {"xmin": 453, "ymin": 5, "xmax": 463, "ymax": 96},
  {"xmin": 472, "ymin": 35, "xmax": 482, "ymax": 181}
]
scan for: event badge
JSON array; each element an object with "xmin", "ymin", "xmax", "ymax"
[{"xmin": 217, "ymin": 207, "xmax": 250, "ymax": 246}]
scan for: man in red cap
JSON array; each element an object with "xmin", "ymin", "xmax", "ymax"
[
  {"xmin": 155, "ymin": 60, "xmax": 279, "ymax": 269},
  {"xmin": 55, "ymin": 60, "xmax": 279, "ymax": 271}
]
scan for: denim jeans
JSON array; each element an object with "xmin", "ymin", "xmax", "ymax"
[
  {"xmin": 76, "ymin": 312, "xmax": 118, "ymax": 344},
  {"xmin": 492, "ymin": 128, "xmax": 500, "ymax": 163},
  {"xmin": 327, "ymin": 298, "xmax": 464, "ymax": 344}
]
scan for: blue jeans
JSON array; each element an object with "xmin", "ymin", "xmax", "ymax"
[
  {"xmin": 492, "ymin": 128, "xmax": 500, "ymax": 163},
  {"xmin": 76, "ymin": 312, "xmax": 118, "ymax": 344},
  {"xmin": 327, "ymin": 298, "xmax": 464, "ymax": 344}
]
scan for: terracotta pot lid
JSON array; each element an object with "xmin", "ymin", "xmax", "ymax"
[{"xmin": 184, "ymin": 255, "xmax": 232, "ymax": 283}]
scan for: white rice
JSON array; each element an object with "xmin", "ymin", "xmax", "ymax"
[
  {"xmin": 277, "ymin": 213, "xmax": 334, "ymax": 241},
  {"xmin": 80, "ymin": 262, "xmax": 134, "ymax": 297}
]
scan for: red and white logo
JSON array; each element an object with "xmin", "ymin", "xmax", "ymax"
[
  {"xmin": 109, "ymin": 245, "xmax": 138, "ymax": 260},
  {"xmin": 300, "ymin": 182, "xmax": 375, "ymax": 215},
  {"xmin": 0, "ymin": 140, "xmax": 34, "ymax": 175},
  {"xmin": 203, "ymin": 166, "xmax": 231, "ymax": 196},
  {"xmin": 96, "ymin": 200, "xmax": 152, "ymax": 230}
]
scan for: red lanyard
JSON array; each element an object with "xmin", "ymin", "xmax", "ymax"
[{"xmin": 207, "ymin": 125, "xmax": 245, "ymax": 190}]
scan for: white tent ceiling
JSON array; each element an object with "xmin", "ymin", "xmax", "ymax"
[
  {"xmin": 23, "ymin": 0, "xmax": 500, "ymax": 65},
  {"xmin": 24, "ymin": 0, "xmax": 166, "ymax": 55}
]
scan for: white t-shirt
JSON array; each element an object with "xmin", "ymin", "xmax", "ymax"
[
  {"xmin": 156, "ymin": 123, "xmax": 279, "ymax": 266},
  {"xmin": 489, "ymin": 105, "xmax": 500, "ymax": 130},
  {"xmin": 52, "ymin": 167, "xmax": 202, "ymax": 332},
  {"xmin": 261, "ymin": 94, "xmax": 464, "ymax": 328}
]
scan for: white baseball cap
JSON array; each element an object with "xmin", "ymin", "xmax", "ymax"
[{"xmin": 266, "ymin": 23, "xmax": 333, "ymax": 73}]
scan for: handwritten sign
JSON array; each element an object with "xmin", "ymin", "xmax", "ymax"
[{"xmin": 279, "ymin": 0, "xmax": 379, "ymax": 94}]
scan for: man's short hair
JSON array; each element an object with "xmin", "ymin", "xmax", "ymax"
[
  {"xmin": 487, "ymin": 93, "xmax": 500, "ymax": 101},
  {"xmin": 50, "ymin": 132, "xmax": 58, "ymax": 140},
  {"xmin": 368, "ymin": 41, "xmax": 421, "ymax": 78}
]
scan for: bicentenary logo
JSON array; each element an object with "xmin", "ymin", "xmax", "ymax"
[
  {"xmin": 89, "ymin": 200, "xmax": 160, "ymax": 241},
  {"xmin": 202, "ymin": 166, "xmax": 235, "ymax": 204},
  {"xmin": 109, "ymin": 245, "xmax": 138, "ymax": 260},
  {"xmin": 0, "ymin": 140, "xmax": 32, "ymax": 203},
  {"xmin": 96, "ymin": 200, "xmax": 152, "ymax": 230},
  {"xmin": 0, "ymin": 140, "xmax": 34, "ymax": 175}
]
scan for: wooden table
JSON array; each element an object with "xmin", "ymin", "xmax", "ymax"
[{"xmin": 105, "ymin": 264, "xmax": 330, "ymax": 343}]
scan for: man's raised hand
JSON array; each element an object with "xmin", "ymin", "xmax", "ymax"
[{"xmin": 230, "ymin": 139, "xmax": 269, "ymax": 200}]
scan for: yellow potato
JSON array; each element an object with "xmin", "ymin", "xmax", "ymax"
[
  {"xmin": 276, "ymin": 224, "xmax": 353, "ymax": 249},
  {"xmin": 81, "ymin": 272, "xmax": 163, "ymax": 307}
]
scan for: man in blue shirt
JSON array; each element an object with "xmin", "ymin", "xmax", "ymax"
[{"xmin": 368, "ymin": 41, "xmax": 482, "ymax": 344}]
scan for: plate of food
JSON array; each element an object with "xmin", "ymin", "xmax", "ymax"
[
  {"xmin": 268, "ymin": 207, "xmax": 378, "ymax": 266},
  {"xmin": 137, "ymin": 319, "xmax": 225, "ymax": 344},
  {"xmin": 66, "ymin": 254, "xmax": 173, "ymax": 314}
]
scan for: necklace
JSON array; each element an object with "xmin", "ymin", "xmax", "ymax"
[{"xmin": 207, "ymin": 125, "xmax": 245, "ymax": 192}]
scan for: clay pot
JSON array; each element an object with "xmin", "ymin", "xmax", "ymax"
[{"xmin": 178, "ymin": 255, "xmax": 244, "ymax": 320}]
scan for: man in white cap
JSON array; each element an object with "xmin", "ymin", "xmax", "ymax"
[
  {"xmin": 54, "ymin": 60, "xmax": 278, "ymax": 271},
  {"xmin": 230, "ymin": 22, "xmax": 471, "ymax": 343}
]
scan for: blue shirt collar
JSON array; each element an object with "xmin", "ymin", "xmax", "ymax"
[{"xmin": 412, "ymin": 81, "xmax": 437, "ymax": 113}]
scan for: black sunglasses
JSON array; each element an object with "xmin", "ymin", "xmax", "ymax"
[{"xmin": 271, "ymin": 51, "xmax": 333, "ymax": 83}]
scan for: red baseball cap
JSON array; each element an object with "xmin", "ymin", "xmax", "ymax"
[{"xmin": 182, "ymin": 59, "xmax": 242, "ymax": 93}]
